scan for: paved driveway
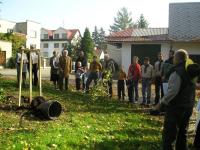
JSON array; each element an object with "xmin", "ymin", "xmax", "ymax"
[{"xmin": 0, "ymin": 68, "xmax": 75, "ymax": 80}]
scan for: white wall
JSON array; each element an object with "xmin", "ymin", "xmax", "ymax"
[
  {"xmin": 41, "ymin": 28, "xmax": 49, "ymax": 39},
  {"xmin": 121, "ymin": 43, "xmax": 131, "ymax": 73},
  {"xmin": 41, "ymin": 41, "xmax": 69, "ymax": 57},
  {"xmin": 161, "ymin": 43, "xmax": 171, "ymax": 61},
  {"xmin": 53, "ymin": 27, "xmax": 66, "ymax": 39},
  {"xmin": 71, "ymin": 31, "xmax": 81, "ymax": 46},
  {"xmin": 107, "ymin": 44, "xmax": 122, "ymax": 66},
  {"xmin": 172, "ymin": 42, "xmax": 200, "ymax": 55},
  {"xmin": 26, "ymin": 20, "xmax": 41, "ymax": 49},
  {"xmin": 107, "ymin": 42, "xmax": 172, "ymax": 73},
  {"xmin": 0, "ymin": 40, "xmax": 12, "ymax": 61},
  {"xmin": 0, "ymin": 19, "xmax": 16, "ymax": 33}
]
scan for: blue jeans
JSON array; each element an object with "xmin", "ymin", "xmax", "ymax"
[
  {"xmin": 142, "ymin": 78, "xmax": 151, "ymax": 104},
  {"xmin": 86, "ymin": 72, "xmax": 99, "ymax": 92}
]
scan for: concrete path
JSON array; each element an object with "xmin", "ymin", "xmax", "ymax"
[{"xmin": 0, "ymin": 68, "xmax": 75, "ymax": 80}]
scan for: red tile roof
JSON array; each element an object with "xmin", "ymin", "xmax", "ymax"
[
  {"xmin": 42, "ymin": 28, "xmax": 80, "ymax": 41},
  {"xmin": 108, "ymin": 28, "xmax": 133, "ymax": 38},
  {"xmin": 107, "ymin": 28, "xmax": 169, "ymax": 42},
  {"xmin": 66, "ymin": 29, "xmax": 80, "ymax": 40}
]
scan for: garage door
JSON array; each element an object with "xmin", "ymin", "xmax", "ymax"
[
  {"xmin": 131, "ymin": 44, "xmax": 161, "ymax": 65},
  {"xmin": 189, "ymin": 55, "xmax": 200, "ymax": 64},
  {"xmin": 0, "ymin": 51, "xmax": 6, "ymax": 65}
]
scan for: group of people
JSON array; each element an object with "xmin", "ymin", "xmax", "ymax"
[
  {"xmin": 50, "ymin": 49, "xmax": 115, "ymax": 96},
  {"xmin": 153, "ymin": 49, "xmax": 200, "ymax": 150},
  {"xmin": 49, "ymin": 50, "xmax": 72, "ymax": 91},
  {"xmin": 16, "ymin": 46, "xmax": 39, "ymax": 87},
  {"xmin": 16, "ymin": 46, "xmax": 200, "ymax": 149}
]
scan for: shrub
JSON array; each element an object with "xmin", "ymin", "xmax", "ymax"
[
  {"xmin": 90, "ymin": 80, "xmax": 108, "ymax": 100},
  {"xmin": 6, "ymin": 57, "xmax": 16, "ymax": 69},
  {"xmin": 0, "ymin": 88, "xmax": 6, "ymax": 102}
]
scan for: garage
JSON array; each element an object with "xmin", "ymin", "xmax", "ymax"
[{"xmin": 131, "ymin": 44, "xmax": 161, "ymax": 65}]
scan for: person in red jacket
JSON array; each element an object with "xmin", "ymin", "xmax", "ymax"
[{"xmin": 127, "ymin": 56, "xmax": 141, "ymax": 103}]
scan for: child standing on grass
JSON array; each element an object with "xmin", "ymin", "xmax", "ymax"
[
  {"xmin": 117, "ymin": 67, "xmax": 126, "ymax": 100},
  {"xmin": 75, "ymin": 61, "xmax": 85, "ymax": 91},
  {"xmin": 141, "ymin": 57, "xmax": 154, "ymax": 106}
]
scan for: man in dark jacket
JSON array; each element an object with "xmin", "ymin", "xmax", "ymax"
[{"xmin": 154, "ymin": 49, "xmax": 196, "ymax": 150}]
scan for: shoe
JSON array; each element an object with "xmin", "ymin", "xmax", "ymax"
[
  {"xmin": 145, "ymin": 104, "xmax": 150, "ymax": 107},
  {"xmin": 140, "ymin": 103, "xmax": 145, "ymax": 106}
]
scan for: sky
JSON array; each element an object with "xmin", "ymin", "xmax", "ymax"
[{"xmin": 0, "ymin": 0, "xmax": 200, "ymax": 34}]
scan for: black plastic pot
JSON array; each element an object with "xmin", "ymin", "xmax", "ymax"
[{"xmin": 36, "ymin": 100, "xmax": 62, "ymax": 120}]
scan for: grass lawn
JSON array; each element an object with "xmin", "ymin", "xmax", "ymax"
[{"xmin": 0, "ymin": 77, "xmax": 195, "ymax": 150}]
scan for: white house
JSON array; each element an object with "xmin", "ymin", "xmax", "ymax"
[
  {"xmin": 0, "ymin": 19, "xmax": 41, "ymax": 49},
  {"xmin": 0, "ymin": 40, "xmax": 12, "ymax": 67},
  {"xmin": 106, "ymin": 2, "xmax": 200, "ymax": 73},
  {"xmin": 40, "ymin": 27, "xmax": 81, "ymax": 58}
]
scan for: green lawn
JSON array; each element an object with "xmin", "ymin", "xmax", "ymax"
[{"xmin": 0, "ymin": 77, "xmax": 167, "ymax": 150}]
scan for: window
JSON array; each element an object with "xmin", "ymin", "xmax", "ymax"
[
  {"xmin": 43, "ymin": 43, "xmax": 49, "ymax": 48},
  {"xmin": 43, "ymin": 52, "xmax": 48, "ymax": 58},
  {"xmin": 62, "ymin": 33, "xmax": 67, "ymax": 39},
  {"xmin": 114, "ymin": 43, "xmax": 122, "ymax": 49},
  {"xmin": 54, "ymin": 34, "xmax": 59, "ymax": 39},
  {"xmin": 7, "ymin": 29, "xmax": 13, "ymax": 33},
  {"xmin": 62, "ymin": 43, "xmax": 68, "ymax": 48},
  {"xmin": 30, "ymin": 44, "xmax": 36, "ymax": 49},
  {"xmin": 54, "ymin": 43, "xmax": 59, "ymax": 48},
  {"xmin": 30, "ymin": 30, "xmax": 37, "ymax": 38},
  {"xmin": 43, "ymin": 34, "xmax": 48, "ymax": 39}
]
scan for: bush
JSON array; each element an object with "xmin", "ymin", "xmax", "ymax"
[
  {"xmin": 90, "ymin": 80, "xmax": 108, "ymax": 100},
  {"xmin": 6, "ymin": 57, "xmax": 16, "ymax": 69}
]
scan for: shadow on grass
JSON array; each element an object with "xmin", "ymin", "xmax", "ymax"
[
  {"xmin": 68, "ymin": 128, "xmax": 162, "ymax": 150},
  {"xmin": 0, "ymin": 79, "xmax": 154, "ymax": 115},
  {"xmin": 40, "ymin": 83, "xmax": 158, "ymax": 115}
]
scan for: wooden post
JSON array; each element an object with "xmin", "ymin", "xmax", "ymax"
[
  {"xmin": 38, "ymin": 50, "xmax": 42, "ymax": 96},
  {"xmin": 29, "ymin": 51, "xmax": 32, "ymax": 104},
  {"xmin": 18, "ymin": 49, "xmax": 24, "ymax": 106}
]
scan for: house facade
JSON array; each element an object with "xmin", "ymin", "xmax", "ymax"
[
  {"xmin": 0, "ymin": 19, "xmax": 41, "ymax": 49},
  {"xmin": 0, "ymin": 40, "xmax": 12, "ymax": 67},
  {"xmin": 106, "ymin": 2, "xmax": 200, "ymax": 73},
  {"xmin": 40, "ymin": 27, "xmax": 81, "ymax": 58}
]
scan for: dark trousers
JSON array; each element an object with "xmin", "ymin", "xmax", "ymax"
[
  {"xmin": 86, "ymin": 72, "xmax": 99, "ymax": 92},
  {"xmin": 194, "ymin": 120, "xmax": 200, "ymax": 148},
  {"xmin": 59, "ymin": 74, "xmax": 69, "ymax": 91},
  {"xmin": 32, "ymin": 64, "xmax": 38, "ymax": 86},
  {"xmin": 76, "ymin": 78, "xmax": 81, "ymax": 90},
  {"xmin": 163, "ymin": 107, "xmax": 193, "ymax": 150},
  {"xmin": 82, "ymin": 74, "xmax": 86, "ymax": 90},
  {"xmin": 28, "ymin": 64, "xmax": 38, "ymax": 86},
  {"xmin": 107, "ymin": 80, "xmax": 112, "ymax": 98},
  {"xmin": 127, "ymin": 80, "xmax": 139, "ymax": 102},
  {"xmin": 118, "ymin": 80, "xmax": 125, "ymax": 100},
  {"xmin": 17, "ymin": 71, "xmax": 27, "ymax": 87},
  {"xmin": 155, "ymin": 76, "xmax": 164, "ymax": 104}
]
